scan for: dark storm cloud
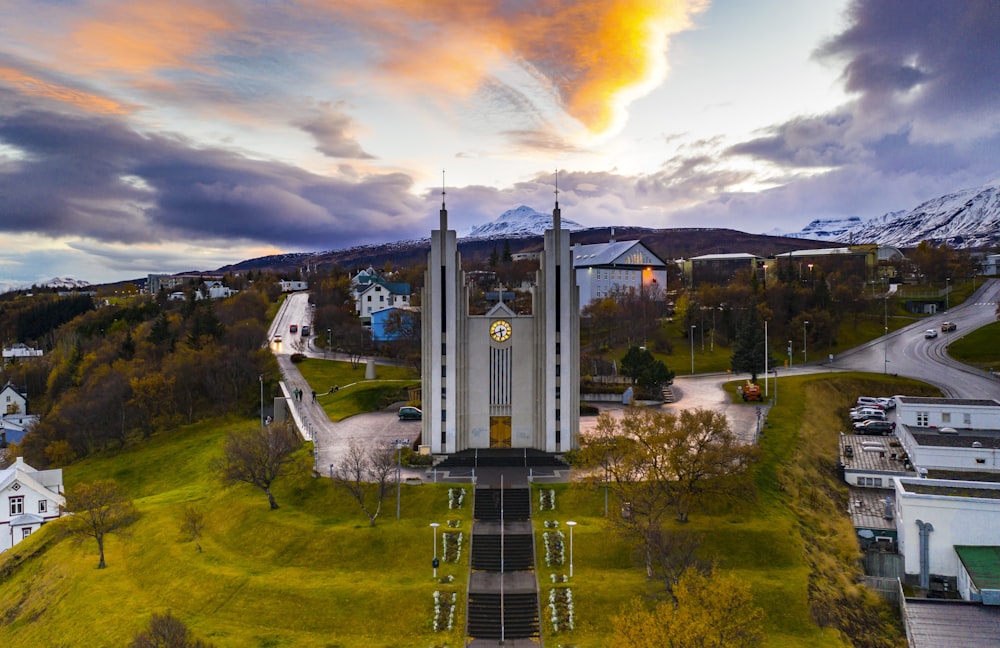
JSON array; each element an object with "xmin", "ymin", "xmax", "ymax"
[
  {"xmin": 816, "ymin": 0, "xmax": 1000, "ymax": 131},
  {"xmin": 294, "ymin": 104, "xmax": 375, "ymax": 159},
  {"xmin": 727, "ymin": 113, "xmax": 866, "ymax": 168},
  {"xmin": 0, "ymin": 100, "xmax": 427, "ymax": 249}
]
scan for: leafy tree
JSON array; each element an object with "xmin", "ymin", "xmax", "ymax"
[
  {"xmin": 578, "ymin": 408, "xmax": 756, "ymax": 583},
  {"xmin": 217, "ymin": 423, "xmax": 300, "ymax": 509},
  {"xmin": 611, "ymin": 567, "xmax": 765, "ymax": 648},
  {"xmin": 64, "ymin": 479, "xmax": 138, "ymax": 569},
  {"xmin": 620, "ymin": 346, "xmax": 674, "ymax": 392},
  {"xmin": 129, "ymin": 610, "xmax": 213, "ymax": 648},
  {"xmin": 333, "ymin": 441, "xmax": 396, "ymax": 526}
]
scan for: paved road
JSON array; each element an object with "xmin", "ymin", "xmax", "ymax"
[{"xmin": 832, "ymin": 278, "xmax": 1000, "ymax": 399}]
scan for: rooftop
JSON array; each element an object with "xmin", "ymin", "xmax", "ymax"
[
  {"xmin": 904, "ymin": 599, "xmax": 1000, "ymax": 648},
  {"xmin": 904, "ymin": 425, "xmax": 1000, "ymax": 449},
  {"xmin": 847, "ymin": 487, "xmax": 897, "ymax": 531},
  {"xmin": 903, "ymin": 483, "xmax": 1000, "ymax": 500},
  {"xmin": 840, "ymin": 434, "xmax": 915, "ymax": 475},
  {"xmin": 955, "ymin": 546, "xmax": 1000, "ymax": 592},
  {"xmin": 897, "ymin": 396, "xmax": 1000, "ymax": 408}
]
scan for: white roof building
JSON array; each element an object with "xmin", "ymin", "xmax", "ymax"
[{"xmin": 1, "ymin": 457, "xmax": 66, "ymax": 553}]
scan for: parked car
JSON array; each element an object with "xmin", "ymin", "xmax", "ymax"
[
  {"xmin": 850, "ymin": 407, "xmax": 887, "ymax": 422},
  {"xmin": 941, "ymin": 322, "xmax": 957, "ymax": 332},
  {"xmin": 301, "ymin": 325, "xmax": 311, "ymax": 336},
  {"xmin": 876, "ymin": 397, "xmax": 896, "ymax": 410},
  {"xmin": 853, "ymin": 419, "xmax": 895, "ymax": 435},
  {"xmin": 856, "ymin": 397, "xmax": 885, "ymax": 409},
  {"xmin": 924, "ymin": 329, "xmax": 938, "ymax": 339},
  {"xmin": 289, "ymin": 324, "xmax": 298, "ymax": 333},
  {"xmin": 398, "ymin": 406, "xmax": 422, "ymax": 421}
]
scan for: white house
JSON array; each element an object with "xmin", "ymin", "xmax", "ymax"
[
  {"xmin": 1, "ymin": 383, "xmax": 27, "ymax": 415},
  {"xmin": 1, "ymin": 457, "xmax": 65, "ymax": 552},
  {"xmin": 2, "ymin": 344, "xmax": 44, "ymax": 364},
  {"xmin": 571, "ymin": 239, "xmax": 668, "ymax": 310},
  {"xmin": 354, "ymin": 279, "xmax": 411, "ymax": 320},
  {"xmin": 894, "ymin": 477, "xmax": 1000, "ymax": 585},
  {"xmin": 279, "ymin": 280, "xmax": 308, "ymax": 292},
  {"xmin": 204, "ymin": 281, "xmax": 238, "ymax": 299}
]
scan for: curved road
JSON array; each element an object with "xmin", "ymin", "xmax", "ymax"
[{"xmin": 832, "ymin": 278, "xmax": 1000, "ymax": 399}]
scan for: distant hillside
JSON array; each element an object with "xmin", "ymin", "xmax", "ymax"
[{"xmin": 219, "ymin": 227, "xmax": 832, "ymax": 276}]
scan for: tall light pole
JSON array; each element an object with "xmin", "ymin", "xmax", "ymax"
[
  {"xmin": 803, "ymin": 321, "xmax": 809, "ymax": 363},
  {"xmin": 945, "ymin": 277, "xmax": 951, "ymax": 310},
  {"xmin": 327, "ymin": 328, "xmax": 332, "ymax": 358},
  {"xmin": 763, "ymin": 320, "xmax": 769, "ymax": 398},
  {"xmin": 787, "ymin": 340, "xmax": 793, "ymax": 368},
  {"xmin": 393, "ymin": 438, "xmax": 409, "ymax": 519},
  {"xmin": 566, "ymin": 520, "xmax": 577, "ymax": 578},
  {"xmin": 690, "ymin": 325, "xmax": 696, "ymax": 374},
  {"xmin": 259, "ymin": 374, "xmax": 264, "ymax": 429},
  {"xmin": 430, "ymin": 522, "xmax": 440, "ymax": 578}
]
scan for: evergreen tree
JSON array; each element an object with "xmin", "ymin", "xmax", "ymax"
[
  {"xmin": 488, "ymin": 245, "xmax": 499, "ymax": 268},
  {"xmin": 730, "ymin": 302, "xmax": 770, "ymax": 381},
  {"xmin": 502, "ymin": 239, "xmax": 512, "ymax": 263}
]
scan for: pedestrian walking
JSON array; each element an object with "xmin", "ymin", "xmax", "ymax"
[{"xmin": 311, "ymin": 390, "xmax": 316, "ymax": 402}]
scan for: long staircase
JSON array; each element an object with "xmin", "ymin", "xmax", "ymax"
[{"xmin": 466, "ymin": 485, "xmax": 540, "ymax": 646}]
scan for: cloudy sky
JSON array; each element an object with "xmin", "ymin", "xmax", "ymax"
[{"xmin": 1, "ymin": 0, "xmax": 998, "ymax": 287}]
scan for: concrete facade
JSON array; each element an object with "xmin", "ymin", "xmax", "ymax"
[{"xmin": 422, "ymin": 198, "xmax": 579, "ymax": 455}]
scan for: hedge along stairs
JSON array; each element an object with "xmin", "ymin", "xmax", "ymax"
[{"xmin": 466, "ymin": 483, "xmax": 540, "ymax": 646}]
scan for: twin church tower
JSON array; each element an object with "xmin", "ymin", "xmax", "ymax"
[{"xmin": 421, "ymin": 187, "xmax": 580, "ymax": 455}]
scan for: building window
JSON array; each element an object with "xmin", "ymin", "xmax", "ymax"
[
  {"xmin": 9, "ymin": 496, "xmax": 23, "ymax": 516},
  {"xmin": 21, "ymin": 528, "xmax": 31, "ymax": 540},
  {"xmin": 856, "ymin": 477, "xmax": 865, "ymax": 486},
  {"xmin": 964, "ymin": 413, "xmax": 972, "ymax": 426},
  {"xmin": 555, "ymin": 364, "xmax": 561, "ymax": 377},
  {"xmin": 441, "ymin": 409, "xmax": 447, "ymax": 422},
  {"xmin": 917, "ymin": 412, "xmax": 929, "ymax": 426},
  {"xmin": 38, "ymin": 500, "xmax": 47, "ymax": 514},
  {"xmin": 941, "ymin": 412, "xmax": 951, "ymax": 423},
  {"xmin": 441, "ymin": 365, "xmax": 446, "ymax": 378},
  {"xmin": 874, "ymin": 478, "xmax": 882, "ymax": 487},
  {"xmin": 976, "ymin": 458, "xmax": 986, "ymax": 464}
]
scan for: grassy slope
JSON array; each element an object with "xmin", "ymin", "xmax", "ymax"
[
  {"xmin": 296, "ymin": 358, "xmax": 421, "ymax": 420},
  {"xmin": 0, "ymin": 417, "xmax": 472, "ymax": 647},
  {"xmin": 947, "ymin": 320, "xmax": 1000, "ymax": 368},
  {"xmin": 2, "ymin": 372, "xmax": 940, "ymax": 647}
]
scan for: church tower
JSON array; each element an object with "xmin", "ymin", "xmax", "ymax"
[{"xmin": 422, "ymin": 183, "xmax": 579, "ymax": 454}]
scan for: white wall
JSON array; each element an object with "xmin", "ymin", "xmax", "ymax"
[
  {"xmin": 895, "ymin": 478, "xmax": 1000, "ymax": 579},
  {"xmin": 896, "ymin": 398, "xmax": 1000, "ymax": 430}
]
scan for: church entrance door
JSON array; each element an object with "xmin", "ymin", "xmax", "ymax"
[{"xmin": 489, "ymin": 416, "xmax": 512, "ymax": 448}]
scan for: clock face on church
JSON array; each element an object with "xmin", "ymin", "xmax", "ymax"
[{"xmin": 489, "ymin": 319, "xmax": 512, "ymax": 342}]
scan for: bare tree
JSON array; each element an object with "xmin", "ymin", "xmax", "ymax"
[
  {"xmin": 130, "ymin": 610, "xmax": 213, "ymax": 648},
  {"xmin": 180, "ymin": 505, "xmax": 206, "ymax": 552},
  {"xmin": 217, "ymin": 423, "xmax": 300, "ymax": 509},
  {"xmin": 64, "ymin": 479, "xmax": 138, "ymax": 569},
  {"xmin": 332, "ymin": 441, "xmax": 396, "ymax": 526}
]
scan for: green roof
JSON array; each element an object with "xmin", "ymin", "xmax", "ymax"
[{"xmin": 955, "ymin": 546, "xmax": 1000, "ymax": 591}]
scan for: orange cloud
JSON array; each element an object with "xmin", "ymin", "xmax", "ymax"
[
  {"xmin": 311, "ymin": 0, "xmax": 708, "ymax": 136},
  {"xmin": 0, "ymin": 67, "xmax": 129, "ymax": 115},
  {"xmin": 69, "ymin": 1, "xmax": 236, "ymax": 74}
]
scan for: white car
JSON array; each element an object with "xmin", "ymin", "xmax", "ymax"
[{"xmin": 924, "ymin": 329, "xmax": 938, "ymax": 339}]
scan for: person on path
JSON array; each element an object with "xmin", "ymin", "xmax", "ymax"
[{"xmin": 311, "ymin": 390, "xmax": 317, "ymax": 402}]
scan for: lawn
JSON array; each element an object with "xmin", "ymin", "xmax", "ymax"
[
  {"xmin": 2, "ymin": 372, "xmax": 937, "ymax": 647},
  {"xmin": 947, "ymin": 320, "xmax": 1000, "ymax": 369},
  {"xmin": 295, "ymin": 358, "xmax": 421, "ymax": 420}
]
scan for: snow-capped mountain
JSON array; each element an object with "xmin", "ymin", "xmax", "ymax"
[
  {"xmin": 770, "ymin": 216, "xmax": 866, "ymax": 242},
  {"xmin": 467, "ymin": 205, "xmax": 583, "ymax": 238},
  {"xmin": 45, "ymin": 277, "xmax": 92, "ymax": 289},
  {"xmin": 834, "ymin": 185, "xmax": 1000, "ymax": 249},
  {"xmin": 775, "ymin": 183, "xmax": 1000, "ymax": 249}
]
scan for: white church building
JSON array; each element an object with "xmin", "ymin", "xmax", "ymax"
[{"xmin": 421, "ymin": 195, "xmax": 580, "ymax": 455}]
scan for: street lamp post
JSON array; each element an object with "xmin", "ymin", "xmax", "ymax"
[
  {"xmin": 327, "ymin": 328, "xmax": 332, "ymax": 358},
  {"xmin": 430, "ymin": 522, "xmax": 440, "ymax": 578},
  {"xmin": 259, "ymin": 374, "xmax": 264, "ymax": 429},
  {"xmin": 946, "ymin": 278, "xmax": 951, "ymax": 310},
  {"xmin": 803, "ymin": 321, "xmax": 809, "ymax": 363},
  {"xmin": 787, "ymin": 340, "xmax": 793, "ymax": 368},
  {"xmin": 566, "ymin": 520, "xmax": 577, "ymax": 578},
  {"xmin": 393, "ymin": 438, "xmax": 409, "ymax": 519},
  {"xmin": 690, "ymin": 325, "xmax": 696, "ymax": 374}
]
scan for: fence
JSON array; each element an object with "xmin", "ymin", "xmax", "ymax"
[
  {"xmin": 863, "ymin": 550, "xmax": 904, "ymax": 579},
  {"xmin": 862, "ymin": 576, "xmax": 903, "ymax": 607}
]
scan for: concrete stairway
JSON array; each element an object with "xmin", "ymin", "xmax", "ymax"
[{"xmin": 466, "ymin": 486, "xmax": 540, "ymax": 645}]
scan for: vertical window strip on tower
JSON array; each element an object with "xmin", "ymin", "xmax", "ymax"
[{"xmin": 490, "ymin": 346, "xmax": 512, "ymax": 407}]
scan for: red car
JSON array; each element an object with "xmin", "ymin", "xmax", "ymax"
[{"xmin": 289, "ymin": 324, "xmax": 298, "ymax": 333}]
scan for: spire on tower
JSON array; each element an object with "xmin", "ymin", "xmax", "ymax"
[{"xmin": 440, "ymin": 169, "xmax": 448, "ymax": 232}]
